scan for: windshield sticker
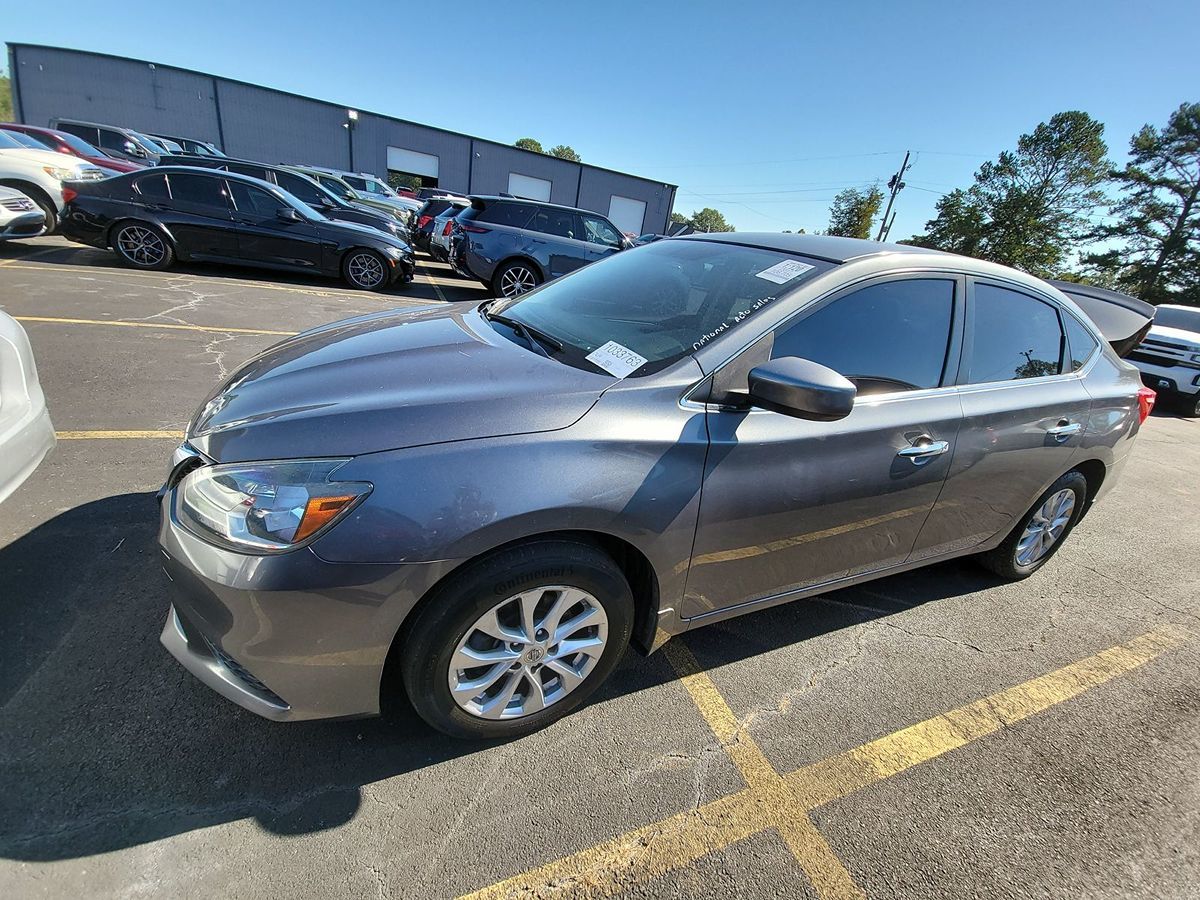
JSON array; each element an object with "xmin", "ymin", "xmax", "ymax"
[
  {"xmin": 586, "ymin": 341, "xmax": 649, "ymax": 378},
  {"xmin": 754, "ymin": 260, "xmax": 816, "ymax": 284}
]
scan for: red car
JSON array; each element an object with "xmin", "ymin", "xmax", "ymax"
[{"xmin": 1, "ymin": 123, "xmax": 148, "ymax": 174}]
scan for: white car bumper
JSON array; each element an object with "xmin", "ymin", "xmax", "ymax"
[
  {"xmin": 0, "ymin": 396, "xmax": 55, "ymax": 504},
  {"xmin": 0, "ymin": 313, "xmax": 55, "ymax": 504}
]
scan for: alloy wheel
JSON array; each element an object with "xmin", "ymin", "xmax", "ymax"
[
  {"xmin": 448, "ymin": 586, "xmax": 609, "ymax": 720},
  {"xmin": 347, "ymin": 252, "xmax": 386, "ymax": 289},
  {"xmin": 499, "ymin": 265, "xmax": 537, "ymax": 297},
  {"xmin": 1015, "ymin": 488, "xmax": 1075, "ymax": 567},
  {"xmin": 117, "ymin": 226, "xmax": 166, "ymax": 267}
]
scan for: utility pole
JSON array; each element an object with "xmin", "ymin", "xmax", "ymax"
[{"xmin": 874, "ymin": 150, "xmax": 911, "ymax": 241}]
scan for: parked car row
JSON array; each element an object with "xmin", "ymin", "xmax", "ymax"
[{"xmin": 0, "ymin": 128, "xmax": 106, "ymax": 232}]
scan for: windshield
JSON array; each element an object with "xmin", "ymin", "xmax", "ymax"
[
  {"xmin": 494, "ymin": 239, "xmax": 831, "ymax": 376},
  {"xmin": 50, "ymin": 129, "xmax": 104, "ymax": 156},
  {"xmin": 0, "ymin": 130, "xmax": 27, "ymax": 150},
  {"xmin": 131, "ymin": 132, "xmax": 169, "ymax": 155},
  {"xmin": 2, "ymin": 129, "xmax": 46, "ymax": 149},
  {"xmin": 1155, "ymin": 306, "xmax": 1200, "ymax": 333}
]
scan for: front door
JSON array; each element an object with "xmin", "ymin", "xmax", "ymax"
[
  {"xmin": 525, "ymin": 208, "xmax": 593, "ymax": 279},
  {"xmin": 227, "ymin": 181, "xmax": 324, "ymax": 272},
  {"xmin": 684, "ymin": 275, "xmax": 964, "ymax": 618},
  {"xmin": 910, "ymin": 280, "xmax": 1094, "ymax": 560}
]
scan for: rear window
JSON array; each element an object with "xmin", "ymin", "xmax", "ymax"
[
  {"xmin": 471, "ymin": 201, "xmax": 537, "ymax": 228},
  {"xmin": 421, "ymin": 199, "xmax": 453, "ymax": 218}
]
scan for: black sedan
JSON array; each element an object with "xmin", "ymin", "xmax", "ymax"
[
  {"xmin": 59, "ymin": 167, "xmax": 414, "ymax": 291},
  {"xmin": 162, "ymin": 153, "xmax": 409, "ymax": 242}
]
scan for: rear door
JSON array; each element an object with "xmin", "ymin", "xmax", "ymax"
[
  {"xmin": 910, "ymin": 279, "xmax": 1093, "ymax": 561},
  {"xmin": 684, "ymin": 274, "xmax": 964, "ymax": 618},
  {"xmin": 227, "ymin": 181, "xmax": 323, "ymax": 272},
  {"xmin": 158, "ymin": 172, "xmax": 239, "ymax": 260}
]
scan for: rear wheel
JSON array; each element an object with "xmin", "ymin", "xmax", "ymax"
[
  {"xmin": 400, "ymin": 540, "xmax": 634, "ymax": 739},
  {"xmin": 977, "ymin": 470, "xmax": 1088, "ymax": 580},
  {"xmin": 112, "ymin": 222, "xmax": 174, "ymax": 270},
  {"xmin": 342, "ymin": 249, "xmax": 388, "ymax": 291},
  {"xmin": 492, "ymin": 260, "xmax": 541, "ymax": 298}
]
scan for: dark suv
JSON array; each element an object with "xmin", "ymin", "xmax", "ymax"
[
  {"xmin": 164, "ymin": 154, "xmax": 408, "ymax": 240},
  {"xmin": 449, "ymin": 196, "xmax": 629, "ymax": 297}
]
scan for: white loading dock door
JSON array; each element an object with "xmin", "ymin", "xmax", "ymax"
[
  {"xmin": 387, "ymin": 147, "xmax": 439, "ymax": 179},
  {"xmin": 608, "ymin": 195, "xmax": 647, "ymax": 235},
  {"xmin": 508, "ymin": 173, "xmax": 552, "ymax": 202}
]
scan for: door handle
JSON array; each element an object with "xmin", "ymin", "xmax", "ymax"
[
  {"xmin": 1046, "ymin": 421, "xmax": 1083, "ymax": 441},
  {"xmin": 897, "ymin": 437, "xmax": 950, "ymax": 464}
]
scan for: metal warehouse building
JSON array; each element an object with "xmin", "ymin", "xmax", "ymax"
[{"xmin": 6, "ymin": 43, "xmax": 677, "ymax": 236}]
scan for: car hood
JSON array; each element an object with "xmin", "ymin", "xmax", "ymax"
[
  {"xmin": 187, "ymin": 303, "xmax": 613, "ymax": 463},
  {"xmin": 0, "ymin": 146, "xmax": 94, "ymax": 170}
]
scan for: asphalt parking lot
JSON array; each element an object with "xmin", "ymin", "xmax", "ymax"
[{"xmin": 1, "ymin": 236, "xmax": 1198, "ymax": 900}]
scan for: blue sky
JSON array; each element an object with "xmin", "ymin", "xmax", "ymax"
[{"xmin": 5, "ymin": 0, "xmax": 1198, "ymax": 243}]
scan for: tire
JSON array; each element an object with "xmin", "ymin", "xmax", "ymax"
[
  {"xmin": 400, "ymin": 539, "xmax": 634, "ymax": 740},
  {"xmin": 491, "ymin": 259, "xmax": 541, "ymax": 299},
  {"xmin": 977, "ymin": 470, "xmax": 1089, "ymax": 580},
  {"xmin": 1177, "ymin": 393, "xmax": 1200, "ymax": 418},
  {"xmin": 342, "ymin": 248, "xmax": 389, "ymax": 291},
  {"xmin": 112, "ymin": 221, "xmax": 174, "ymax": 270}
]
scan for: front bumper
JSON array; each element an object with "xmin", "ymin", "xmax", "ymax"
[
  {"xmin": 0, "ymin": 211, "xmax": 47, "ymax": 241},
  {"xmin": 0, "ymin": 395, "xmax": 55, "ymax": 504},
  {"xmin": 157, "ymin": 479, "xmax": 451, "ymax": 721}
]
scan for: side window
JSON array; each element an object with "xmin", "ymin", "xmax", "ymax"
[
  {"xmin": 969, "ymin": 284, "xmax": 1064, "ymax": 383},
  {"xmin": 274, "ymin": 171, "xmax": 326, "ymax": 206},
  {"xmin": 227, "ymin": 163, "xmax": 268, "ymax": 180},
  {"xmin": 229, "ymin": 182, "xmax": 285, "ymax": 218},
  {"xmin": 772, "ymin": 278, "xmax": 956, "ymax": 395},
  {"xmin": 582, "ymin": 215, "xmax": 622, "ymax": 248},
  {"xmin": 166, "ymin": 174, "xmax": 231, "ymax": 213},
  {"xmin": 477, "ymin": 202, "xmax": 537, "ymax": 228},
  {"xmin": 318, "ymin": 176, "xmax": 354, "ymax": 200},
  {"xmin": 97, "ymin": 128, "xmax": 126, "ymax": 152},
  {"xmin": 529, "ymin": 208, "xmax": 580, "ymax": 240},
  {"xmin": 60, "ymin": 123, "xmax": 99, "ymax": 144},
  {"xmin": 342, "ymin": 176, "xmax": 367, "ymax": 191},
  {"xmin": 134, "ymin": 174, "xmax": 171, "ymax": 203},
  {"xmin": 1062, "ymin": 313, "xmax": 1100, "ymax": 371}
]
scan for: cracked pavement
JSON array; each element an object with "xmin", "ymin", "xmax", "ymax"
[{"xmin": 1, "ymin": 237, "xmax": 1198, "ymax": 899}]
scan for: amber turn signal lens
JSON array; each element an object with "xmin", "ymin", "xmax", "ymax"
[{"xmin": 292, "ymin": 495, "xmax": 359, "ymax": 542}]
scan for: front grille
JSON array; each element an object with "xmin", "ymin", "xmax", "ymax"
[
  {"xmin": 1, "ymin": 198, "xmax": 35, "ymax": 212},
  {"xmin": 1143, "ymin": 337, "xmax": 1193, "ymax": 351},
  {"xmin": 1128, "ymin": 350, "xmax": 1178, "ymax": 367}
]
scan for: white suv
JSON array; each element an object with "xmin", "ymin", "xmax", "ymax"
[
  {"xmin": 0, "ymin": 129, "xmax": 105, "ymax": 233},
  {"xmin": 1130, "ymin": 304, "xmax": 1200, "ymax": 417}
]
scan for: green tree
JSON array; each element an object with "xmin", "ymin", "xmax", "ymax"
[
  {"xmin": 549, "ymin": 144, "xmax": 581, "ymax": 162},
  {"xmin": 826, "ymin": 186, "xmax": 884, "ymax": 239},
  {"xmin": 672, "ymin": 207, "xmax": 734, "ymax": 233},
  {"xmin": 1083, "ymin": 102, "xmax": 1200, "ymax": 304},
  {"xmin": 0, "ymin": 71, "xmax": 12, "ymax": 122},
  {"xmin": 911, "ymin": 111, "xmax": 1110, "ymax": 276},
  {"xmin": 514, "ymin": 137, "xmax": 544, "ymax": 153}
]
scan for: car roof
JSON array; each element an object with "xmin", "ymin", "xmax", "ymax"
[
  {"xmin": 141, "ymin": 165, "xmax": 288, "ymax": 190},
  {"xmin": 673, "ymin": 232, "xmax": 945, "ymax": 264},
  {"xmin": 468, "ymin": 195, "xmax": 599, "ymax": 215},
  {"xmin": 53, "ymin": 118, "xmax": 135, "ymax": 131}
]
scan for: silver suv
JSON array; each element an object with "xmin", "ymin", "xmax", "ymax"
[{"xmin": 449, "ymin": 196, "xmax": 629, "ymax": 296}]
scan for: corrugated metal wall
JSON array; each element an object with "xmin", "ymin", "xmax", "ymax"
[{"xmin": 8, "ymin": 44, "xmax": 676, "ymax": 233}]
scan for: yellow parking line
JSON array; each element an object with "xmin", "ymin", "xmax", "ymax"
[
  {"xmin": 0, "ymin": 261, "xmax": 432, "ymax": 303},
  {"xmin": 460, "ymin": 627, "xmax": 1188, "ymax": 899},
  {"xmin": 15, "ymin": 315, "xmax": 295, "ymax": 336},
  {"xmin": 56, "ymin": 430, "xmax": 186, "ymax": 440},
  {"xmin": 419, "ymin": 265, "xmax": 448, "ymax": 303}
]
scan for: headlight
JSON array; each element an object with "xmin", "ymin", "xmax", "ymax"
[
  {"xmin": 43, "ymin": 166, "xmax": 79, "ymax": 181},
  {"xmin": 1190, "ymin": 352, "xmax": 1200, "ymax": 363},
  {"xmin": 176, "ymin": 459, "xmax": 371, "ymax": 553},
  {"xmin": 382, "ymin": 244, "xmax": 408, "ymax": 259}
]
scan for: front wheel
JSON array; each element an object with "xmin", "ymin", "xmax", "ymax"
[
  {"xmin": 491, "ymin": 260, "xmax": 541, "ymax": 298},
  {"xmin": 342, "ymin": 249, "xmax": 389, "ymax": 291},
  {"xmin": 1178, "ymin": 393, "xmax": 1200, "ymax": 418},
  {"xmin": 400, "ymin": 540, "xmax": 634, "ymax": 739},
  {"xmin": 977, "ymin": 470, "xmax": 1088, "ymax": 580}
]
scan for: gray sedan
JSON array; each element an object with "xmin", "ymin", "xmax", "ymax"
[{"xmin": 157, "ymin": 233, "xmax": 1152, "ymax": 739}]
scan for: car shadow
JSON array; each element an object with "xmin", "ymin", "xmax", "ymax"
[
  {"xmin": 0, "ymin": 238, "xmax": 460, "ymax": 299},
  {"xmin": 0, "ymin": 492, "xmax": 1002, "ymax": 862}
]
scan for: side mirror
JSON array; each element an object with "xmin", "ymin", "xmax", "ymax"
[
  {"xmin": 276, "ymin": 207, "xmax": 301, "ymax": 222},
  {"xmin": 747, "ymin": 357, "xmax": 856, "ymax": 421},
  {"xmin": 125, "ymin": 141, "xmax": 144, "ymax": 157}
]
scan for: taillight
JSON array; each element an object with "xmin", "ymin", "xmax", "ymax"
[
  {"xmin": 417, "ymin": 215, "xmax": 432, "ymax": 229},
  {"xmin": 61, "ymin": 187, "xmax": 78, "ymax": 204},
  {"xmin": 459, "ymin": 223, "xmax": 489, "ymax": 234},
  {"xmin": 1136, "ymin": 386, "xmax": 1156, "ymax": 424},
  {"xmin": 442, "ymin": 220, "xmax": 454, "ymax": 236}
]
